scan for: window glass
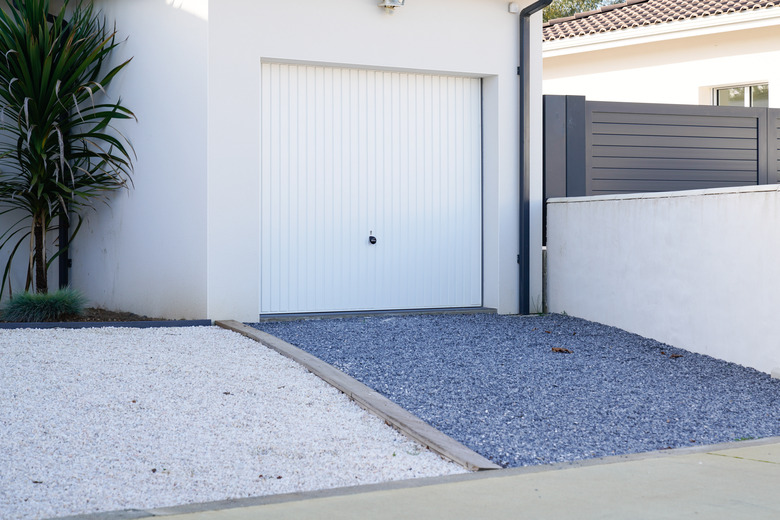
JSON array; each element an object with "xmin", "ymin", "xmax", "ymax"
[
  {"xmin": 716, "ymin": 87, "xmax": 745, "ymax": 106},
  {"xmin": 751, "ymin": 84, "xmax": 769, "ymax": 107}
]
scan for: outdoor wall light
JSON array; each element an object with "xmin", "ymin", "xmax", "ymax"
[{"xmin": 379, "ymin": 0, "xmax": 405, "ymax": 12}]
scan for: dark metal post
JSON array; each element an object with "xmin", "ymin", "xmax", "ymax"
[
  {"xmin": 565, "ymin": 95, "xmax": 587, "ymax": 197},
  {"xmin": 58, "ymin": 205, "xmax": 69, "ymax": 288},
  {"xmin": 769, "ymin": 109, "xmax": 780, "ymax": 184},
  {"xmin": 519, "ymin": 0, "xmax": 552, "ymax": 314}
]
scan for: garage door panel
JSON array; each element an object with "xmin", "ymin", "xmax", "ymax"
[{"xmin": 261, "ymin": 63, "xmax": 481, "ymax": 314}]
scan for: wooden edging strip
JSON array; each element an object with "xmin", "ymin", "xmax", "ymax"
[{"xmin": 216, "ymin": 320, "xmax": 500, "ymax": 472}]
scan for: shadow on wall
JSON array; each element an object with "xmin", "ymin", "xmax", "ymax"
[{"xmin": 0, "ymin": 0, "xmax": 209, "ymax": 318}]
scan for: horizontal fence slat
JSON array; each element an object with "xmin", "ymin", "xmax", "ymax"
[
  {"xmin": 591, "ymin": 169, "xmax": 758, "ymax": 182},
  {"xmin": 587, "ymin": 100, "xmax": 766, "ymax": 116},
  {"xmin": 592, "ymin": 146, "xmax": 756, "ymax": 161},
  {"xmin": 590, "ymin": 179, "xmax": 757, "ymax": 193},
  {"xmin": 592, "ymin": 123, "xmax": 757, "ymax": 139},
  {"xmin": 591, "ymin": 111, "xmax": 758, "ymax": 128},
  {"xmin": 592, "ymin": 157, "xmax": 757, "ymax": 171},
  {"xmin": 591, "ymin": 134, "xmax": 756, "ymax": 150}
]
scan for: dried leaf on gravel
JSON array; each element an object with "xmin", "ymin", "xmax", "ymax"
[{"xmin": 551, "ymin": 347, "xmax": 572, "ymax": 354}]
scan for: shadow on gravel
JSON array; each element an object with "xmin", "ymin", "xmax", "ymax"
[{"xmin": 250, "ymin": 313, "xmax": 780, "ymax": 468}]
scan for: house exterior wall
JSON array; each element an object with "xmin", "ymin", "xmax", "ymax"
[
  {"xmin": 546, "ymin": 185, "xmax": 780, "ymax": 374},
  {"xmin": 56, "ymin": 0, "xmax": 545, "ymax": 320},
  {"xmin": 206, "ymin": 0, "xmax": 546, "ymax": 321},
  {"xmin": 543, "ymin": 9, "xmax": 780, "ymax": 107},
  {"xmin": 68, "ymin": 0, "xmax": 209, "ymax": 318}
]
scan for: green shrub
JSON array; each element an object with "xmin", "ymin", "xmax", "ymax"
[
  {"xmin": 1, "ymin": 288, "xmax": 87, "ymax": 322},
  {"xmin": 0, "ymin": 0, "xmax": 135, "ymax": 296}
]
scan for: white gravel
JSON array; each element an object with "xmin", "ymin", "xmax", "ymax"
[{"xmin": 0, "ymin": 326, "xmax": 467, "ymax": 519}]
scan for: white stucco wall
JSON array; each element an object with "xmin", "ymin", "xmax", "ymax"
[
  {"xmin": 69, "ymin": 0, "xmax": 209, "ymax": 318},
  {"xmin": 47, "ymin": 0, "xmax": 545, "ymax": 321},
  {"xmin": 546, "ymin": 185, "xmax": 780, "ymax": 374},
  {"xmin": 528, "ymin": 13, "xmax": 545, "ymax": 314},
  {"xmin": 543, "ymin": 9, "xmax": 780, "ymax": 107}
]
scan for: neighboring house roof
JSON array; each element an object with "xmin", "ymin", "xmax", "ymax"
[{"xmin": 543, "ymin": 0, "xmax": 779, "ymax": 41}]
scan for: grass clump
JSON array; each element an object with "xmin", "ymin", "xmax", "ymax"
[{"xmin": 1, "ymin": 288, "xmax": 87, "ymax": 322}]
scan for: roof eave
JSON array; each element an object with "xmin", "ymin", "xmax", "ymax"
[{"xmin": 543, "ymin": 7, "xmax": 780, "ymax": 58}]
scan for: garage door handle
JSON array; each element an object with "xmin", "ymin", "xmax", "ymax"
[{"xmin": 369, "ymin": 235, "xmax": 377, "ymax": 245}]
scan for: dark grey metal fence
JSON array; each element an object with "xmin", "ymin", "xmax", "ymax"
[
  {"xmin": 772, "ymin": 110, "xmax": 780, "ymax": 181},
  {"xmin": 544, "ymin": 95, "xmax": 780, "ymax": 199}
]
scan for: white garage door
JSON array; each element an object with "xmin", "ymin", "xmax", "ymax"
[{"xmin": 260, "ymin": 62, "xmax": 482, "ymax": 314}]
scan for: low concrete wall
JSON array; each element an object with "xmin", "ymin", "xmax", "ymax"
[{"xmin": 547, "ymin": 185, "xmax": 780, "ymax": 374}]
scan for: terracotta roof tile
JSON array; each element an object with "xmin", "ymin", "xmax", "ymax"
[{"xmin": 543, "ymin": 0, "xmax": 778, "ymax": 41}]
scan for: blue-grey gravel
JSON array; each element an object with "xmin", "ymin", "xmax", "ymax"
[{"xmin": 252, "ymin": 313, "xmax": 780, "ymax": 468}]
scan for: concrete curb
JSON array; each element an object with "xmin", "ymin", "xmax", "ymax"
[
  {"xmin": 0, "ymin": 319, "xmax": 212, "ymax": 329},
  {"xmin": 216, "ymin": 319, "xmax": 501, "ymax": 472}
]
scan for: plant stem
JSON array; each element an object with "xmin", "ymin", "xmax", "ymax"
[{"xmin": 33, "ymin": 211, "xmax": 47, "ymax": 294}]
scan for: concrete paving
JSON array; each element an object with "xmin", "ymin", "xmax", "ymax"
[{"xmin": 130, "ymin": 437, "xmax": 780, "ymax": 520}]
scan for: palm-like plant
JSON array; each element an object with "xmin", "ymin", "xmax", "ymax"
[{"xmin": 0, "ymin": 0, "xmax": 134, "ymax": 295}]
